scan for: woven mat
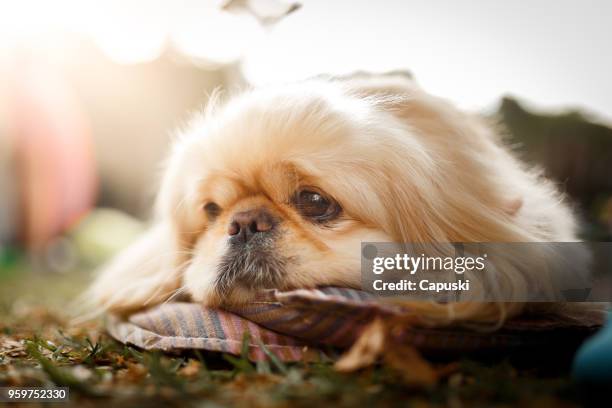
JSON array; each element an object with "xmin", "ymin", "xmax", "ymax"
[{"xmin": 107, "ymin": 287, "xmax": 605, "ymax": 361}]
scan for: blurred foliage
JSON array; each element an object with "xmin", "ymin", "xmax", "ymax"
[
  {"xmin": 498, "ymin": 98, "xmax": 612, "ymax": 241},
  {"xmin": 70, "ymin": 209, "xmax": 145, "ymax": 267}
]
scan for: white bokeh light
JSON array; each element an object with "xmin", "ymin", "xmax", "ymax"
[
  {"xmin": 242, "ymin": 0, "xmax": 612, "ymax": 121},
  {"xmin": 171, "ymin": 1, "xmax": 264, "ymax": 67},
  {"xmin": 87, "ymin": 0, "xmax": 169, "ymax": 65},
  {"xmin": 0, "ymin": 0, "xmax": 610, "ymax": 120}
]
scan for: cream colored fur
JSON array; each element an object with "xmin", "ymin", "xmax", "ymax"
[{"xmin": 86, "ymin": 73, "xmax": 595, "ymax": 326}]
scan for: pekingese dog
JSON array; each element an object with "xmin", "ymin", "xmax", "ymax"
[{"xmin": 87, "ymin": 72, "xmax": 591, "ymax": 324}]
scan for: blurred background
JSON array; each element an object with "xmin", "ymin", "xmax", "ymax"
[{"xmin": 0, "ymin": 0, "xmax": 611, "ymax": 295}]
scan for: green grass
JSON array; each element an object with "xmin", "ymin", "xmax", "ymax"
[{"xmin": 0, "ymin": 263, "xmax": 586, "ymax": 407}]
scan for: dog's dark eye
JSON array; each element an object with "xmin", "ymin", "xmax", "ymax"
[
  {"xmin": 204, "ymin": 202, "xmax": 222, "ymax": 220},
  {"xmin": 293, "ymin": 190, "xmax": 341, "ymax": 222}
]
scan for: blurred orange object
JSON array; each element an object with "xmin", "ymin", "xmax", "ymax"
[{"xmin": 11, "ymin": 61, "xmax": 97, "ymax": 251}]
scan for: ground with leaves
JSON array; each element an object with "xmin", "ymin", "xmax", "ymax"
[{"xmin": 0, "ymin": 263, "xmax": 592, "ymax": 407}]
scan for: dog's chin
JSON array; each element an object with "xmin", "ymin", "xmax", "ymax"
[{"xmin": 210, "ymin": 237, "xmax": 289, "ymax": 306}]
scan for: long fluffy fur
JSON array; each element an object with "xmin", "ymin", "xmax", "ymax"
[{"xmin": 85, "ymin": 72, "xmax": 601, "ymax": 326}]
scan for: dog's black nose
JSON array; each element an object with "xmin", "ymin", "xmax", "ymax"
[{"xmin": 228, "ymin": 209, "xmax": 276, "ymax": 243}]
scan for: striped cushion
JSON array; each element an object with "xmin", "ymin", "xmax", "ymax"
[
  {"xmin": 107, "ymin": 303, "xmax": 313, "ymax": 361},
  {"xmin": 107, "ymin": 287, "xmax": 605, "ymax": 361}
]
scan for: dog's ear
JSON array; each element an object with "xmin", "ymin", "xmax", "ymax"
[{"xmin": 84, "ymin": 222, "xmax": 183, "ymax": 315}]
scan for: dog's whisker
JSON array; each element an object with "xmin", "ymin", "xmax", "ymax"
[{"xmin": 162, "ymin": 286, "xmax": 190, "ymax": 305}]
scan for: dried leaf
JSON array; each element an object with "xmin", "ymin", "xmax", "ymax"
[
  {"xmin": 0, "ymin": 336, "xmax": 26, "ymax": 359},
  {"xmin": 383, "ymin": 341, "xmax": 438, "ymax": 387},
  {"xmin": 178, "ymin": 359, "xmax": 202, "ymax": 379},
  {"xmin": 116, "ymin": 362, "xmax": 147, "ymax": 383},
  {"xmin": 115, "ymin": 355, "xmax": 126, "ymax": 367},
  {"xmin": 335, "ymin": 317, "xmax": 443, "ymax": 388},
  {"xmin": 335, "ymin": 319, "xmax": 385, "ymax": 372}
]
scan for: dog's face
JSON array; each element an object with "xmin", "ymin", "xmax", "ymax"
[
  {"xmin": 90, "ymin": 77, "xmax": 450, "ymax": 313},
  {"xmin": 181, "ymin": 167, "xmax": 392, "ymax": 306},
  {"xmin": 158, "ymin": 81, "xmax": 441, "ymax": 306},
  {"xmin": 89, "ymin": 75, "xmax": 580, "ymax": 326},
  {"xmin": 163, "ymin": 85, "xmax": 405, "ymax": 306}
]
